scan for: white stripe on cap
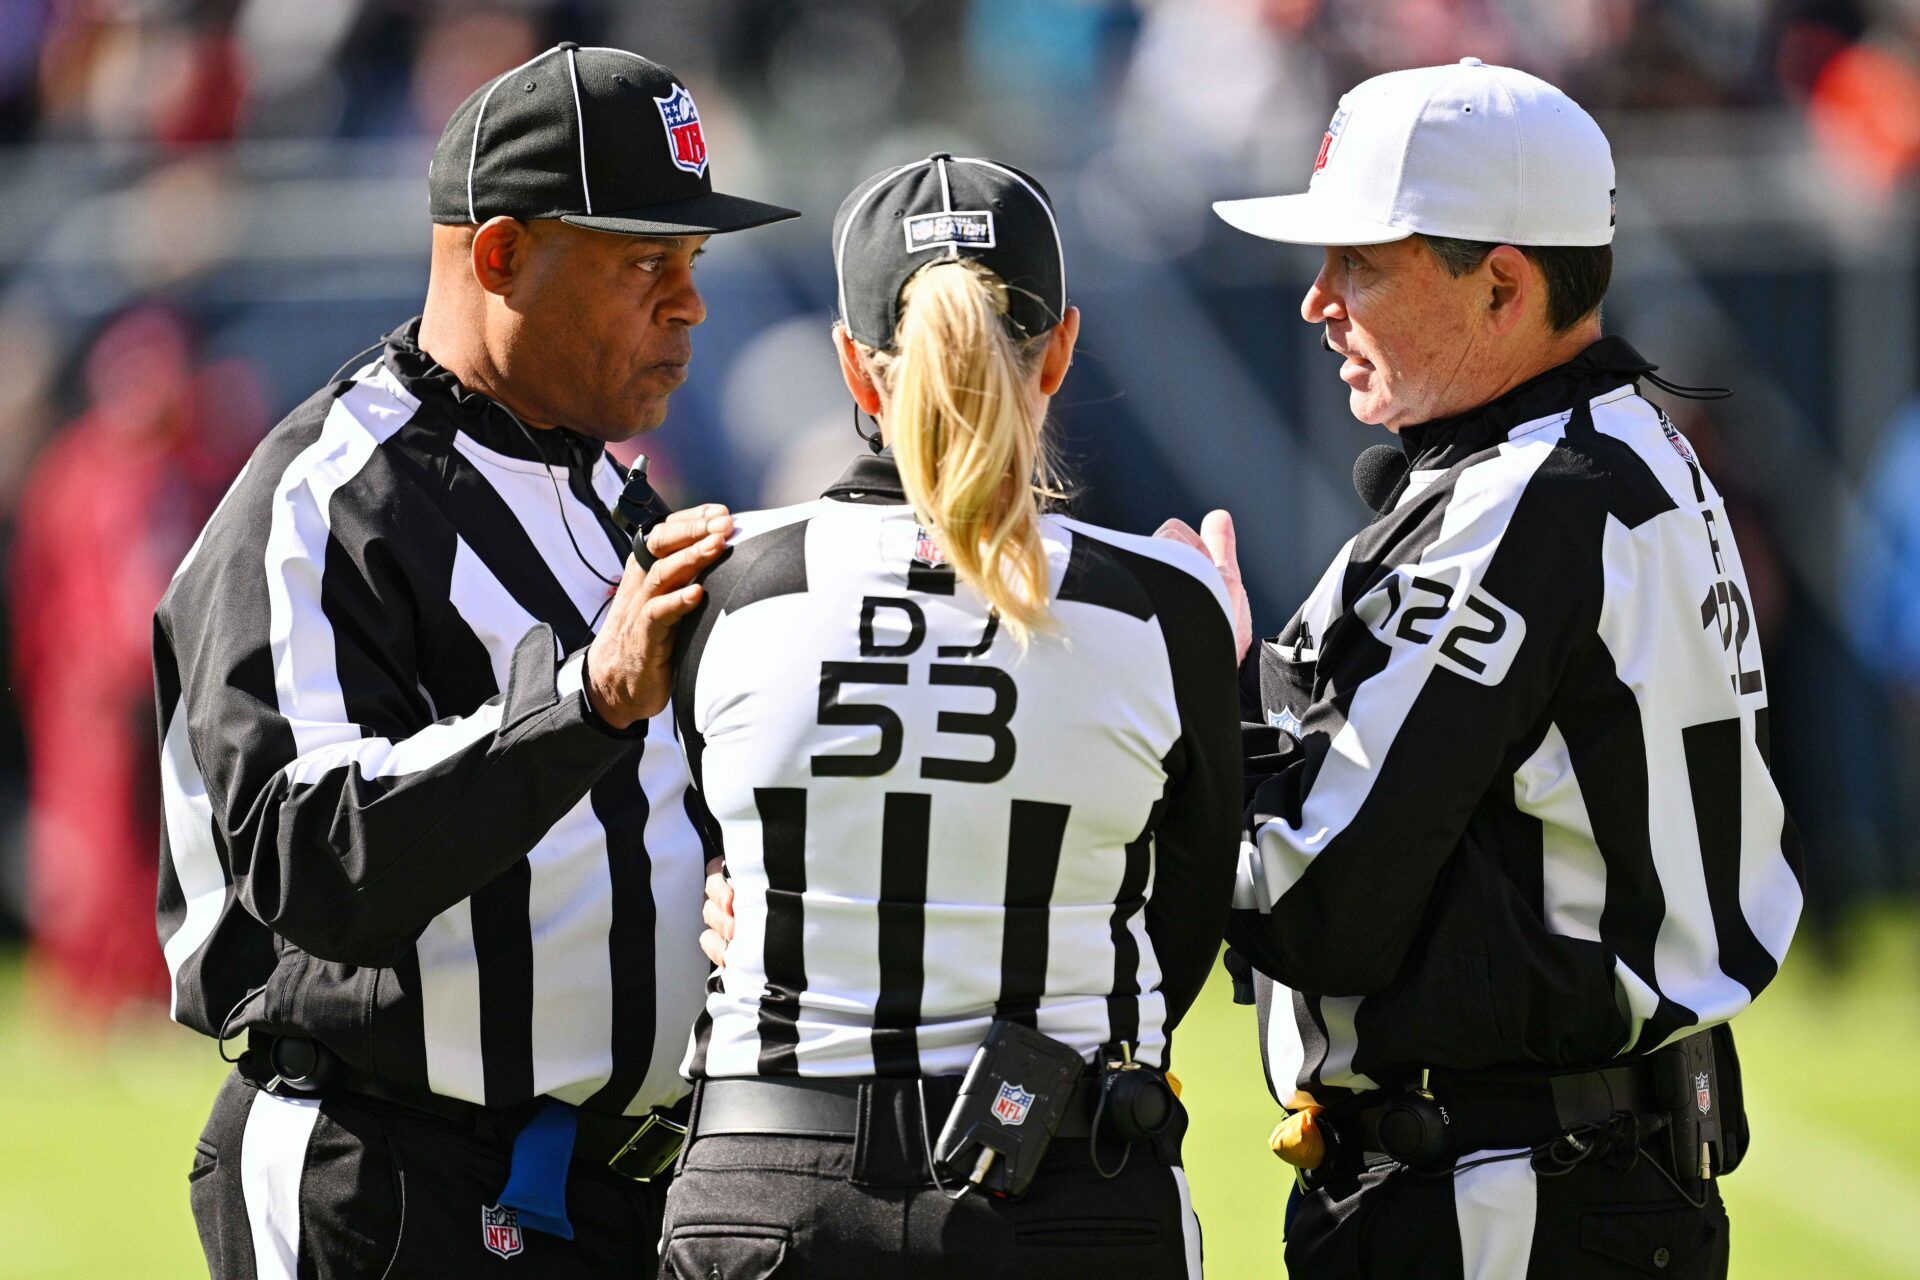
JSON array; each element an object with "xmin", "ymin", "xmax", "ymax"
[
  {"xmin": 935, "ymin": 156, "xmax": 958, "ymax": 260},
  {"xmin": 953, "ymin": 156, "xmax": 1067, "ymax": 318},
  {"xmin": 834, "ymin": 159, "xmax": 934, "ymax": 327},
  {"xmin": 468, "ymin": 46, "xmax": 565, "ymax": 224},
  {"xmin": 566, "ymin": 47, "xmax": 593, "ymax": 215}
]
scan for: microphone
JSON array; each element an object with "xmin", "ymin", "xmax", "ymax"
[
  {"xmin": 1352, "ymin": 443, "xmax": 1408, "ymax": 514},
  {"xmin": 611, "ymin": 454, "xmax": 674, "ymax": 568}
]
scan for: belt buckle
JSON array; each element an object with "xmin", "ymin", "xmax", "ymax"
[{"xmin": 607, "ymin": 1111, "xmax": 689, "ymax": 1182}]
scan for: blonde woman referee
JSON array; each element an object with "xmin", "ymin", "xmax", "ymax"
[{"xmin": 656, "ymin": 153, "xmax": 1241, "ymax": 1277}]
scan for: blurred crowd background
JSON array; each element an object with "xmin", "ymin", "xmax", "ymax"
[{"xmin": 0, "ymin": 0, "xmax": 1915, "ymax": 1021}]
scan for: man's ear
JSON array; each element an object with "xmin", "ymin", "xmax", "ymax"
[
  {"xmin": 1038, "ymin": 305, "xmax": 1081, "ymax": 397},
  {"xmin": 1481, "ymin": 245, "xmax": 1533, "ymax": 335},
  {"xmin": 471, "ymin": 217, "xmax": 532, "ymax": 297},
  {"xmin": 833, "ymin": 323, "xmax": 884, "ymax": 416}
]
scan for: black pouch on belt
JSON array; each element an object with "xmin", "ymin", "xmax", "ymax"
[
  {"xmin": 932, "ymin": 1020, "xmax": 1085, "ymax": 1199},
  {"xmin": 1650, "ymin": 1027, "xmax": 1746, "ymax": 1195}
]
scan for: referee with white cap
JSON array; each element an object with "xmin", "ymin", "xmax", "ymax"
[
  {"xmin": 1172, "ymin": 59, "xmax": 1803, "ymax": 1278},
  {"xmin": 156, "ymin": 44, "xmax": 794, "ymax": 1278}
]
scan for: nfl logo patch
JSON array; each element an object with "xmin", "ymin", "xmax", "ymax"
[
  {"xmin": 1313, "ymin": 105, "xmax": 1349, "ymax": 175},
  {"xmin": 1694, "ymin": 1071, "xmax": 1713, "ymax": 1116},
  {"xmin": 913, "ymin": 526, "xmax": 946, "ymax": 569},
  {"xmin": 481, "ymin": 1203, "xmax": 524, "ymax": 1260},
  {"xmin": 653, "ymin": 84, "xmax": 708, "ymax": 178},
  {"xmin": 992, "ymin": 1080, "xmax": 1035, "ymax": 1126},
  {"xmin": 1662, "ymin": 419, "xmax": 1696, "ymax": 464}
]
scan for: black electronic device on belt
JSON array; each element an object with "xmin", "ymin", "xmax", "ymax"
[
  {"xmin": 932, "ymin": 1020, "xmax": 1086, "ymax": 1199},
  {"xmin": 1651, "ymin": 1029, "xmax": 1726, "ymax": 1195},
  {"xmin": 1096, "ymin": 1044, "xmax": 1175, "ymax": 1143},
  {"xmin": 1377, "ymin": 1069, "xmax": 1453, "ymax": 1167},
  {"xmin": 1087, "ymin": 1042, "xmax": 1177, "ymax": 1179},
  {"xmin": 265, "ymin": 1035, "xmax": 341, "ymax": 1095},
  {"xmin": 608, "ymin": 454, "xmax": 673, "ymax": 569}
]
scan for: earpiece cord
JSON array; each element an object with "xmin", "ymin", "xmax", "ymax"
[
  {"xmin": 500, "ymin": 406, "xmax": 622, "ymax": 590},
  {"xmin": 854, "ymin": 404, "xmax": 883, "ymax": 454},
  {"xmin": 1635, "ymin": 1142, "xmax": 1711, "ymax": 1209},
  {"xmin": 326, "ymin": 340, "xmax": 387, "ymax": 387},
  {"xmin": 1641, "ymin": 370, "xmax": 1732, "ymax": 401},
  {"xmin": 1087, "ymin": 1076, "xmax": 1131, "ymax": 1179},
  {"xmin": 416, "ymin": 355, "xmax": 622, "ymax": 593},
  {"xmin": 215, "ymin": 985, "xmax": 269, "ymax": 1064},
  {"xmin": 915, "ymin": 1079, "xmax": 973, "ymax": 1203},
  {"xmin": 1404, "ymin": 1107, "xmax": 1708, "ymax": 1208}
]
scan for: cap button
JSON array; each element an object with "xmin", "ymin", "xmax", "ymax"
[
  {"xmin": 557, "ymin": 41, "xmax": 580, "ymax": 52},
  {"xmin": 929, "ymin": 151, "xmax": 953, "ymax": 162},
  {"xmin": 1459, "ymin": 56, "xmax": 1484, "ymax": 66}
]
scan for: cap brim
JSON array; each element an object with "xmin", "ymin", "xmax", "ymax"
[
  {"xmin": 562, "ymin": 190, "xmax": 800, "ymax": 237},
  {"xmin": 1212, "ymin": 194, "xmax": 1409, "ymax": 247}
]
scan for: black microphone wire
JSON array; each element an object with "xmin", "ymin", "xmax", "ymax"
[{"xmin": 417, "ymin": 355, "xmax": 623, "ymax": 598}]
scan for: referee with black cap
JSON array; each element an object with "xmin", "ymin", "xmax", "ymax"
[
  {"xmin": 658, "ymin": 153, "xmax": 1238, "ymax": 1278},
  {"xmin": 156, "ymin": 45, "xmax": 794, "ymax": 1278}
]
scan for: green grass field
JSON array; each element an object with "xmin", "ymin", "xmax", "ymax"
[{"xmin": 2, "ymin": 911, "xmax": 1915, "ymax": 1279}]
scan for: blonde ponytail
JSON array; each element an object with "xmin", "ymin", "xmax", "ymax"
[{"xmin": 864, "ymin": 260, "xmax": 1064, "ymax": 645}]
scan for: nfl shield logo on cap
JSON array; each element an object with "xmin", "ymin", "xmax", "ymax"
[
  {"xmin": 481, "ymin": 1203, "xmax": 524, "ymax": 1259},
  {"xmin": 1312, "ymin": 105, "xmax": 1349, "ymax": 175},
  {"xmin": 1213, "ymin": 58, "xmax": 1617, "ymax": 248},
  {"xmin": 654, "ymin": 84, "xmax": 707, "ymax": 178}
]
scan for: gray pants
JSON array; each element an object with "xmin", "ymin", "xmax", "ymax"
[{"xmin": 661, "ymin": 1130, "xmax": 1203, "ymax": 1278}]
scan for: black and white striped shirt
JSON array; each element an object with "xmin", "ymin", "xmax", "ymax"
[
  {"xmin": 1230, "ymin": 338, "xmax": 1804, "ymax": 1104},
  {"xmin": 674, "ymin": 452, "xmax": 1242, "ymax": 1079},
  {"xmin": 154, "ymin": 321, "xmax": 707, "ymax": 1116}
]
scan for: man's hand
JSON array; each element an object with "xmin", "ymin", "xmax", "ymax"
[
  {"xmin": 584, "ymin": 505, "xmax": 732, "ymax": 729},
  {"xmin": 699, "ymin": 855, "xmax": 734, "ymax": 968},
  {"xmin": 1156, "ymin": 509, "xmax": 1253, "ymax": 663}
]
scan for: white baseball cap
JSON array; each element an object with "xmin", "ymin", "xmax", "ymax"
[{"xmin": 1214, "ymin": 58, "xmax": 1615, "ymax": 248}]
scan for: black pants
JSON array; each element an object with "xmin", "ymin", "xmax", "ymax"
[
  {"xmin": 1286, "ymin": 1145, "xmax": 1730, "ymax": 1280},
  {"xmin": 660, "ymin": 1127, "xmax": 1201, "ymax": 1279},
  {"xmin": 189, "ymin": 1068, "xmax": 668, "ymax": 1279}
]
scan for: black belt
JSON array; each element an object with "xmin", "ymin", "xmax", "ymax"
[
  {"xmin": 1321, "ymin": 1057, "xmax": 1659, "ymax": 1174},
  {"xmin": 691, "ymin": 1074, "xmax": 1101, "ymax": 1142},
  {"xmin": 249, "ymin": 1034, "xmax": 686, "ymax": 1181},
  {"xmin": 339, "ymin": 1070, "xmax": 688, "ymax": 1181}
]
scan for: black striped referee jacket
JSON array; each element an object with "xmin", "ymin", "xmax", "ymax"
[
  {"xmin": 671, "ymin": 451, "xmax": 1244, "ymax": 1080},
  {"xmin": 153, "ymin": 320, "xmax": 708, "ymax": 1116},
  {"xmin": 1230, "ymin": 338, "xmax": 1804, "ymax": 1105}
]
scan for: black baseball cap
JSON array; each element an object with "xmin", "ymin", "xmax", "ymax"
[
  {"xmin": 833, "ymin": 153, "xmax": 1066, "ymax": 349},
  {"xmin": 429, "ymin": 43, "xmax": 798, "ymax": 236}
]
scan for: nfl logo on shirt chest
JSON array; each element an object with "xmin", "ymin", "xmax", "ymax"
[
  {"xmin": 913, "ymin": 526, "xmax": 947, "ymax": 569},
  {"xmin": 654, "ymin": 85, "xmax": 708, "ymax": 177},
  {"xmin": 992, "ymin": 1080, "xmax": 1035, "ymax": 1126},
  {"xmin": 482, "ymin": 1203, "xmax": 524, "ymax": 1260}
]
